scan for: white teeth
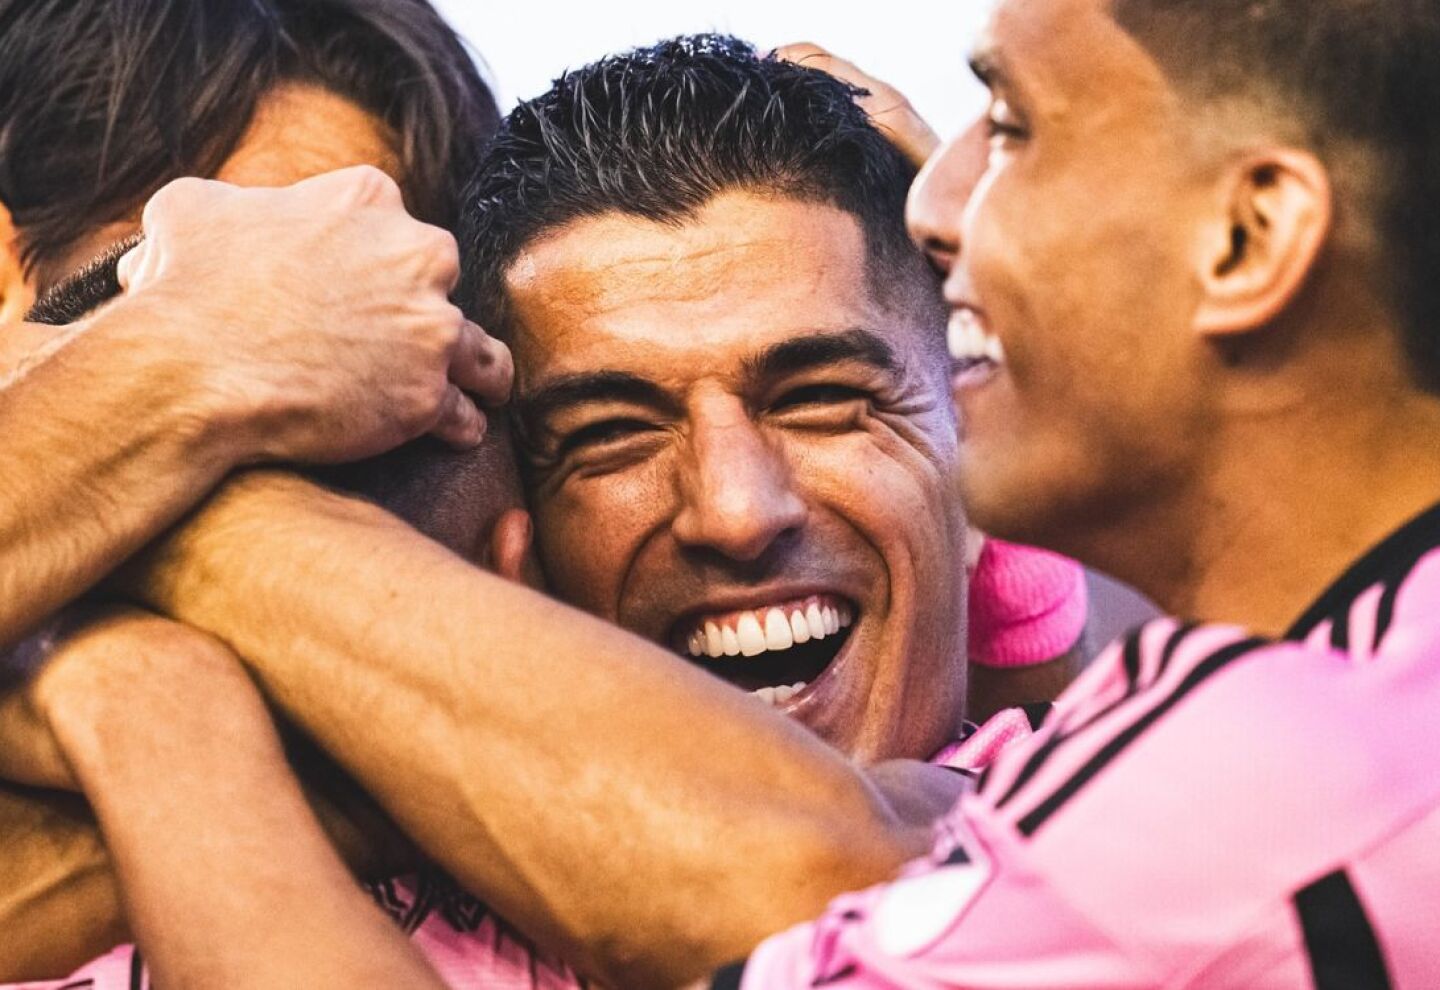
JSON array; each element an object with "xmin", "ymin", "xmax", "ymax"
[
  {"xmin": 948, "ymin": 308, "xmax": 1004, "ymax": 365},
  {"xmin": 805, "ymin": 603, "xmax": 827, "ymax": 640},
  {"xmin": 764, "ymin": 608, "xmax": 794, "ymax": 650},
  {"xmin": 736, "ymin": 612, "xmax": 767, "ymax": 657},
  {"xmin": 753, "ymin": 681, "xmax": 809, "ymax": 706},
  {"xmin": 790, "ymin": 610, "xmax": 811, "ymax": 644},
  {"xmin": 705, "ymin": 622, "xmax": 724, "ymax": 659},
  {"xmin": 684, "ymin": 600, "xmax": 856, "ymax": 661}
]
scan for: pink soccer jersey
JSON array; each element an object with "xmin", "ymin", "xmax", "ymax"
[{"xmin": 716, "ymin": 502, "xmax": 1440, "ymax": 989}]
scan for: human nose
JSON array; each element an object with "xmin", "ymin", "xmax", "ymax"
[
  {"xmin": 672, "ymin": 407, "xmax": 807, "ymax": 562},
  {"xmin": 906, "ymin": 116, "xmax": 990, "ymax": 276}
]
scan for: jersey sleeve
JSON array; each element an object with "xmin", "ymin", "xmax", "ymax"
[{"xmin": 716, "ymin": 795, "xmax": 1155, "ymax": 990}]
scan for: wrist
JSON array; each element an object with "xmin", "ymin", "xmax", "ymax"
[{"xmin": 88, "ymin": 283, "xmax": 264, "ymax": 469}]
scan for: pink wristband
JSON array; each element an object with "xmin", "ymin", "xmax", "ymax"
[{"xmin": 968, "ymin": 538, "xmax": 1088, "ymax": 668}]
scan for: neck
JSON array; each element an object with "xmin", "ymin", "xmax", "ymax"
[{"xmin": 1089, "ymin": 386, "xmax": 1440, "ymax": 638}]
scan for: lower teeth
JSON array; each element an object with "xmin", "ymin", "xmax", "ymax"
[{"xmin": 753, "ymin": 681, "xmax": 808, "ymax": 706}]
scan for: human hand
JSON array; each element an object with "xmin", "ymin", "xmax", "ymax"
[
  {"xmin": 774, "ymin": 44, "xmax": 940, "ymax": 168},
  {"xmin": 117, "ymin": 166, "xmax": 512, "ymax": 462}
]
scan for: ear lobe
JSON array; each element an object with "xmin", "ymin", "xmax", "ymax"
[
  {"xmin": 0, "ymin": 203, "xmax": 34, "ymax": 326},
  {"xmin": 488, "ymin": 507, "xmax": 545, "ymax": 589},
  {"xmin": 1192, "ymin": 150, "xmax": 1332, "ymax": 339}
]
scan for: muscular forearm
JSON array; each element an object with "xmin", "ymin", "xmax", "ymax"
[
  {"xmin": 134, "ymin": 472, "xmax": 927, "ymax": 989},
  {"xmin": 0, "ymin": 298, "xmax": 249, "ymax": 650},
  {"xmin": 42, "ymin": 616, "xmax": 443, "ymax": 989}
]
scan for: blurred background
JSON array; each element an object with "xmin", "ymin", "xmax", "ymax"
[{"xmin": 432, "ymin": 0, "xmax": 995, "ymax": 142}]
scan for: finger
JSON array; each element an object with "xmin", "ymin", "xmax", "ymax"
[
  {"xmin": 448, "ymin": 320, "xmax": 514, "ymax": 407},
  {"xmin": 429, "ymin": 383, "xmax": 487, "ymax": 449}
]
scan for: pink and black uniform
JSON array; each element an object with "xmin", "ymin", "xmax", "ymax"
[{"xmin": 715, "ymin": 502, "xmax": 1440, "ymax": 989}]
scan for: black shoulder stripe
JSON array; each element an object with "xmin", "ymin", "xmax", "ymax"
[
  {"xmin": 1373, "ymin": 577, "xmax": 1401, "ymax": 652},
  {"xmin": 710, "ymin": 960, "xmax": 746, "ymax": 990},
  {"xmin": 1294, "ymin": 870, "xmax": 1393, "ymax": 990},
  {"xmin": 129, "ymin": 948, "xmax": 146, "ymax": 990},
  {"xmin": 1286, "ymin": 501, "xmax": 1440, "ymax": 642},
  {"xmin": 1158, "ymin": 622, "xmax": 1198, "ymax": 675},
  {"xmin": 995, "ymin": 625, "xmax": 1176, "ymax": 811},
  {"xmin": 1016, "ymin": 636, "xmax": 1268, "ymax": 837},
  {"xmin": 1330, "ymin": 599, "xmax": 1351, "ymax": 651}
]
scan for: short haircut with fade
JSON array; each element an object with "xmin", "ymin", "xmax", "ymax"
[
  {"xmin": 1112, "ymin": 0, "xmax": 1440, "ymax": 392},
  {"xmin": 457, "ymin": 33, "xmax": 938, "ymax": 339},
  {"xmin": 0, "ymin": 0, "xmax": 500, "ymax": 276}
]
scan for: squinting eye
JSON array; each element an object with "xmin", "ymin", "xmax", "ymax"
[
  {"xmin": 557, "ymin": 419, "xmax": 652, "ymax": 456},
  {"xmin": 772, "ymin": 384, "xmax": 869, "ymax": 411}
]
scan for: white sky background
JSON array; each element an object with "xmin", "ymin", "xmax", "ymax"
[{"xmin": 432, "ymin": 0, "xmax": 996, "ymax": 143}]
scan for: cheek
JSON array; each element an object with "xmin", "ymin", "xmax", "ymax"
[{"xmin": 532, "ymin": 468, "xmax": 671, "ymax": 618}]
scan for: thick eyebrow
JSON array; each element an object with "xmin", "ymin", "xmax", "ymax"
[
  {"xmin": 516, "ymin": 370, "xmax": 680, "ymax": 427},
  {"xmin": 743, "ymin": 328, "xmax": 900, "ymax": 384},
  {"xmin": 25, "ymin": 233, "xmax": 143, "ymax": 326}
]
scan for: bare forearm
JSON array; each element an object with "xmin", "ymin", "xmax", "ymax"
[
  {"xmin": 0, "ymin": 300, "xmax": 248, "ymax": 649},
  {"xmin": 0, "ymin": 784, "xmax": 126, "ymax": 981},
  {"xmin": 136, "ymin": 473, "xmax": 926, "ymax": 988},
  {"xmin": 46, "ymin": 620, "xmax": 443, "ymax": 990}
]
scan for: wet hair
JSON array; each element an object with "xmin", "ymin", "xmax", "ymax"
[
  {"xmin": 457, "ymin": 33, "xmax": 938, "ymax": 339},
  {"xmin": 1112, "ymin": 0, "xmax": 1440, "ymax": 392},
  {"xmin": 0, "ymin": 0, "xmax": 500, "ymax": 275},
  {"xmin": 23, "ymin": 248, "xmax": 524, "ymax": 557}
]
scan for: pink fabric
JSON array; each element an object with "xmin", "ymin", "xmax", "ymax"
[
  {"xmin": 9, "ymin": 722, "xmax": 1033, "ymax": 990},
  {"xmin": 967, "ymin": 539, "xmax": 1088, "ymax": 669},
  {"xmin": 734, "ymin": 547, "xmax": 1440, "ymax": 988}
]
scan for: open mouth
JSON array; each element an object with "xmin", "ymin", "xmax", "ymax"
[
  {"xmin": 948, "ymin": 306, "xmax": 1004, "ymax": 387},
  {"xmin": 670, "ymin": 594, "xmax": 857, "ymax": 706}
]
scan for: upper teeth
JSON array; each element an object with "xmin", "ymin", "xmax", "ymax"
[
  {"xmin": 683, "ymin": 598, "xmax": 854, "ymax": 659},
  {"xmin": 948, "ymin": 308, "xmax": 1004, "ymax": 365}
]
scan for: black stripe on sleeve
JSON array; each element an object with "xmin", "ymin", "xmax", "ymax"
[
  {"xmin": 710, "ymin": 960, "xmax": 747, "ymax": 990},
  {"xmin": 1294, "ymin": 870, "xmax": 1393, "ymax": 990},
  {"xmin": 995, "ymin": 625, "xmax": 1195, "ymax": 812},
  {"xmin": 129, "ymin": 948, "xmax": 145, "ymax": 990},
  {"xmin": 1016, "ymin": 636, "xmax": 1267, "ymax": 837}
]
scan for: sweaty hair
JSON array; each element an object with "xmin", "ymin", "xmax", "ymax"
[
  {"xmin": 0, "ymin": 0, "xmax": 500, "ymax": 275},
  {"xmin": 457, "ymin": 33, "xmax": 935, "ymax": 337},
  {"xmin": 1112, "ymin": 0, "xmax": 1440, "ymax": 392}
]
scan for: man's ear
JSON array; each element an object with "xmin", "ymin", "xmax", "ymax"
[
  {"xmin": 1192, "ymin": 150, "xmax": 1332, "ymax": 339},
  {"xmin": 487, "ymin": 507, "xmax": 545, "ymax": 589},
  {"xmin": 0, "ymin": 203, "xmax": 34, "ymax": 326}
]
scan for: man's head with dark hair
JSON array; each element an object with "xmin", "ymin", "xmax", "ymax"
[
  {"xmin": 458, "ymin": 34, "xmax": 934, "ymax": 343},
  {"xmin": 0, "ymin": 0, "xmax": 499, "ymax": 291},
  {"xmin": 1109, "ymin": 0, "xmax": 1440, "ymax": 393},
  {"xmin": 906, "ymin": 0, "xmax": 1440, "ymax": 630},
  {"xmin": 454, "ymin": 35, "xmax": 968, "ymax": 762},
  {"xmin": 10, "ymin": 0, "xmax": 529, "ymax": 581}
]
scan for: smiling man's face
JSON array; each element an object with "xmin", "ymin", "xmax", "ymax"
[{"xmin": 508, "ymin": 190, "xmax": 967, "ymax": 761}]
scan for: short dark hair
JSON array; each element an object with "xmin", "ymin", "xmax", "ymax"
[
  {"xmin": 0, "ymin": 0, "xmax": 500, "ymax": 275},
  {"xmin": 1112, "ymin": 0, "xmax": 1440, "ymax": 392},
  {"xmin": 457, "ymin": 33, "xmax": 934, "ymax": 337}
]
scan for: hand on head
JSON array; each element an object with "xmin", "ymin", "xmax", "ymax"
[{"xmin": 116, "ymin": 165, "xmax": 513, "ymax": 464}]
